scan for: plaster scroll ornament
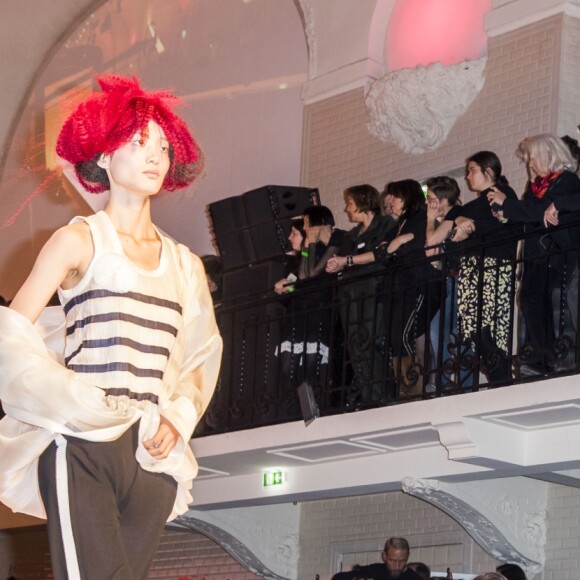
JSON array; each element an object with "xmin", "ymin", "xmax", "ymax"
[
  {"xmin": 365, "ymin": 57, "xmax": 487, "ymax": 154},
  {"xmin": 401, "ymin": 477, "xmax": 544, "ymax": 576},
  {"xmin": 296, "ymin": 0, "xmax": 317, "ymax": 79}
]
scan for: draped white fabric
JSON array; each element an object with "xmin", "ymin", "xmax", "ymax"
[{"xmin": 0, "ymin": 242, "xmax": 222, "ymax": 521}]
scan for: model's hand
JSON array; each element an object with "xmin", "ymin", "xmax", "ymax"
[
  {"xmin": 544, "ymin": 202, "xmax": 559, "ymax": 227},
  {"xmin": 326, "ymin": 255, "xmax": 346, "ymax": 272},
  {"xmin": 143, "ymin": 416, "xmax": 179, "ymax": 459},
  {"xmin": 487, "ymin": 186, "xmax": 506, "ymax": 206}
]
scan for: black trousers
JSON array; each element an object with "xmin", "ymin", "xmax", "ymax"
[
  {"xmin": 520, "ymin": 257, "xmax": 563, "ymax": 369},
  {"xmin": 38, "ymin": 422, "xmax": 177, "ymax": 580}
]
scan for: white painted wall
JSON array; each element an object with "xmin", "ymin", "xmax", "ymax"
[{"xmin": 0, "ymin": 0, "xmax": 307, "ymax": 298}]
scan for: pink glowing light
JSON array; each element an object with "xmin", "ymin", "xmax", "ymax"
[{"xmin": 386, "ymin": 0, "xmax": 492, "ymax": 72}]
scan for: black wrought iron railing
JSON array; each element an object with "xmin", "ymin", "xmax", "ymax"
[{"xmin": 197, "ymin": 218, "xmax": 580, "ymax": 436}]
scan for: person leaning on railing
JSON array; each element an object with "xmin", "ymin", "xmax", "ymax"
[
  {"xmin": 274, "ymin": 208, "xmax": 345, "ymax": 404},
  {"xmin": 274, "ymin": 219, "xmax": 311, "ymax": 407},
  {"xmin": 487, "ymin": 134, "xmax": 580, "ymax": 376},
  {"xmin": 423, "ymin": 175, "xmax": 463, "ymax": 391},
  {"xmin": 325, "ymin": 184, "xmax": 396, "ymax": 407},
  {"xmin": 426, "ymin": 152, "xmax": 519, "ymax": 386},
  {"xmin": 328, "ymin": 180, "xmax": 433, "ymax": 401}
]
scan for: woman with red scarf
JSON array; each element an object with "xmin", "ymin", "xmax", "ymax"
[{"xmin": 487, "ymin": 134, "xmax": 580, "ymax": 375}]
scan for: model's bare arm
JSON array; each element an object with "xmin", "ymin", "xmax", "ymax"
[{"xmin": 10, "ymin": 222, "xmax": 93, "ymax": 323}]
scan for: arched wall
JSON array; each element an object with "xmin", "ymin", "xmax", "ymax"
[{"xmin": 0, "ymin": 0, "xmax": 308, "ymax": 299}]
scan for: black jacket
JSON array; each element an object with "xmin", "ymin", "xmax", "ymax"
[{"xmin": 332, "ymin": 562, "xmax": 424, "ymax": 579}]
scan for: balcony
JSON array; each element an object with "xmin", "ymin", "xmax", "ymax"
[{"xmin": 189, "ymin": 218, "xmax": 580, "ymax": 510}]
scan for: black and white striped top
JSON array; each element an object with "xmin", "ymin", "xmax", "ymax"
[{"xmin": 58, "ymin": 211, "xmax": 185, "ymax": 405}]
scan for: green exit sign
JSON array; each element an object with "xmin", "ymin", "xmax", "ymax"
[{"xmin": 263, "ymin": 469, "xmax": 286, "ymax": 487}]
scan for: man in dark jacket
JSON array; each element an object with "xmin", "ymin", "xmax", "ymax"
[{"xmin": 332, "ymin": 537, "xmax": 424, "ymax": 579}]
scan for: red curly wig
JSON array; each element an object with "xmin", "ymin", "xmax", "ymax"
[{"xmin": 56, "ymin": 74, "xmax": 203, "ymax": 193}]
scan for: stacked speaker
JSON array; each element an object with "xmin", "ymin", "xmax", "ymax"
[{"xmin": 209, "ymin": 185, "xmax": 319, "ymax": 299}]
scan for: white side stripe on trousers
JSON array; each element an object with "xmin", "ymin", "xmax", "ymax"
[{"xmin": 55, "ymin": 434, "xmax": 81, "ymax": 580}]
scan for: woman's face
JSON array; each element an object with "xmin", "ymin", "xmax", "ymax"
[
  {"xmin": 105, "ymin": 120, "xmax": 171, "ymax": 197},
  {"xmin": 426, "ymin": 189, "xmax": 450, "ymax": 218},
  {"xmin": 344, "ymin": 195, "xmax": 364, "ymax": 223},
  {"xmin": 528, "ymin": 154, "xmax": 548, "ymax": 178},
  {"xmin": 388, "ymin": 194, "xmax": 405, "ymax": 218},
  {"xmin": 382, "ymin": 195, "xmax": 393, "ymax": 216},
  {"xmin": 466, "ymin": 161, "xmax": 494, "ymax": 193},
  {"xmin": 288, "ymin": 226, "xmax": 303, "ymax": 252}
]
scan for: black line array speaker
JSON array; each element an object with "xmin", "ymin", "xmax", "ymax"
[
  {"xmin": 214, "ymin": 229, "xmax": 256, "ymax": 271},
  {"xmin": 208, "ymin": 195, "xmax": 247, "ymax": 236},
  {"xmin": 243, "ymin": 185, "xmax": 319, "ymax": 226},
  {"xmin": 222, "ymin": 259, "xmax": 286, "ymax": 300},
  {"xmin": 209, "ymin": 185, "xmax": 319, "ymax": 271}
]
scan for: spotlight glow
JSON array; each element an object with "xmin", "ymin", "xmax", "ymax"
[{"xmin": 386, "ymin": 0, "xmax": 492, "ymax": 71}]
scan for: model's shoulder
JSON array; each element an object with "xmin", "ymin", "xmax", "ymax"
[
  {"xmin": 166, "ymin": 240, "xmax": 203, "ymax": 275},
  {"xmin": 48, "ymin": 220, "xmax": 91, "ymax": 250}
]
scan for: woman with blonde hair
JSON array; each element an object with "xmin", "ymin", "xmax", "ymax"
[{"xmin": 487, "ymin": 133, "xmax": 580, "ymax": 375}]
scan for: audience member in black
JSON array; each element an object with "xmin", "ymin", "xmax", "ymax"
[
  {"xmin": 424, "ymin": 175, "xmax": 463, "ymax": 390},
  {"xmin": 375, "ymin": 180, "xmax": 434, "ymax": 397},
  {"xmin": 331, "ymin": 537, "xmax": 423, "ymax": 579},
  {"xmin": 325, "ymin": 184, "xmax": 395, "ymax": 406},
  {"xmin": 329, "ymin": 180, "xmax": 432, "ymax": 400},
  {"xmin": 543, "ymin": 133, "xmax": 580, "ymax": 359},
  {"xmin": 496, "ymin": 563, "xmax": 526, "ymax": 580},
  {"xmin": 488, "ymin": 134, "xmax": 580, "ymax": 375},
  {"xmin": 429, "ymin": 151, "xmax": 519, "ymax": 385},
  {"xmin": 201, "ymin": 254, "xmax": 223, "ymax": 303},
  {"xmin": 274, "ymin": 219, "xmax": 334, "ymax": 407},
  {"xmin": 300, "ymin": 205, "xmax": 346, "ymax": 279},
  {"xmin": 407, "ymin": 561, "xmax": 431, "ymax": 580}
]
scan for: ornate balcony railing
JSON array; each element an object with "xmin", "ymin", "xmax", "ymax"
[{"xmin": 203, "ymin": 218, "xmax": 580, "ymax": 435}]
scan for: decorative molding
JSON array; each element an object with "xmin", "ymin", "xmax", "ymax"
[
  {"xmin": 402, "ymin": 477, "xmax": 546, "ymax": 576},
  {"xmin": 486, "ymin": 0, "xmax": 580, "ymax": 38},
  {"xmin": 301, "ymin": 59, "xmax": 382, "ymax": 105},
  {"xmin": 435, "ymin": 420, "xmax": 479, "ymax": 461},
  {"xmin": 175, "ymin": 504, "xmax": 299, "ymax": 580},
  {"xmin": 296, "ymin": 0, "xmax": 317, "ymax": 80},
  {"xmin": 365, "ymin": 57, "xmax": 487, "ymax": 154}
]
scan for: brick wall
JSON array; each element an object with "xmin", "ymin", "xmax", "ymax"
[
  {"xmin": 543, "ymin": 484, "xmax": 580, "ymax": 580},
  {"xmin": 0, "ymin": 526, "xmax": 260, "ymax": 580},
  {"xmin": 302, "ymin": 15, "xmax": 564, "ymax": 231},
  {"xmin": 297, "ymin": 491, "xmax": 500, "ymax": 579},
  {"xmin": 558, "ymin": 14, "xmax": 580, "ymax": 138},
  {"xmin": 148, "ymin": 529, "xmax": 259, "ymax": 580},
  {"xmin": 0, "ymin": 526, "xmax": 52, "ymax": 580}
]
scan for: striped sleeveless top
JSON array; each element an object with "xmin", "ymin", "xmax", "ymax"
[{"xmin": 58, "ymin": 211, "xmax": 185, "ymax": 405}]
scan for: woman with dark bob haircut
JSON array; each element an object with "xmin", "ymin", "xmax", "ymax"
[{"xmin": 328, "ymin": 179, "xmax": 432, "ymax": 399}]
